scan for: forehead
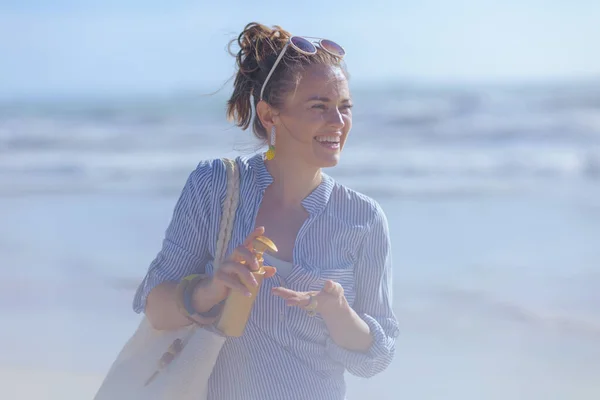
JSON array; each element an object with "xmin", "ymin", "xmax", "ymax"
[{"xmin": 290, "ymin": 64, "xmax": 350, "ymax": 100}]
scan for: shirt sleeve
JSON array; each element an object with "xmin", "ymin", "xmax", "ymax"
[
  {"xmin": 325, "ymin": 202, "xmax": 399, "ymax": 378},
  {"xmin": 132, "ymin": 161, "xmax": 214, "ymax": 314}
]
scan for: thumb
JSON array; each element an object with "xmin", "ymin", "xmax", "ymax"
[
  {"xmin": 323, "ymin": 280, "xmax": 336, "ymax": 293},
  {"xmin": 323, "ymin": 280, "xmax": 343, "ymax": 296},
  {"xmin": 263, "ymin": 266, "xmax": 277, "ymax": 278},
  {"xmin": 243, "ymin": 226, "xmax": 265, "ymax": 248}
]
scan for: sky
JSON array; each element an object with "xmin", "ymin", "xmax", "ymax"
[{"xmin": 0, "ymin": 0, "xmax": 599, "ymax": 98}]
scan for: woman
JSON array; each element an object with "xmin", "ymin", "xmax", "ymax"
[{"xmin": 133, "ymin": 22, "xmax": 399, "ymax": 400}]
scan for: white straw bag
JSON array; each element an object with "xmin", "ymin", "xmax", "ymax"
[{"xmin": 94, "ymin": 158, "xmax": 240, "ymax": 400}]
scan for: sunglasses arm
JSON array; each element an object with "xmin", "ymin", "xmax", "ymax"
[{"xmin": 259, "ymin": 42, "xmax": 290, "ymax": 101}]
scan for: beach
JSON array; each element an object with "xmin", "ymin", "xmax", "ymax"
[
  {"xmin": 1, "ymin": 189, "xmax": 600, "ymax": 399},
  {"xmin": 1, "ymin": 83, "xmax": 599, "ymax": 399}
]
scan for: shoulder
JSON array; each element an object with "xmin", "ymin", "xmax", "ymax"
[
  {"xmin": 183, "ymin": 156, "xmax": 257, "ymax": 204},
  {"xmin": 327, "ymin": 179, "xmax": 389, "ymax": 230},
  {"xmin": 188, "ymin": 158, "xmax": 219, "ymax": 182},
  {"xmin": 187, "ymin": 156, "xmax": 251, "ymax": 185}
]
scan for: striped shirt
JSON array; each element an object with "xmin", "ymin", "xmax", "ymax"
[{"xmin": 133, "ymin": 153, "xmax": 399, "ymax": 400}]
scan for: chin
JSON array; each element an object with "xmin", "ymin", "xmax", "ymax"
[
  {"xmin": 310, "ymin": 142, "xmax": 343, "ymax": 168},
  {"xmin": 316, "ymin": 154, "xmax": 341, "ymax": 168}
]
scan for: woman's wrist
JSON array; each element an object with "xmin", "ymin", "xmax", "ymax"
[
  {"xmin": 319, "ymin": 297, "xmax": 373, "ymax": 352},
  {"xmin": 318, "ymin": 295, "xmax": 351, "ymax": 320},
  {"xmin": 192, "ymin": 278, "xmax": 227, "ymax": 313}
]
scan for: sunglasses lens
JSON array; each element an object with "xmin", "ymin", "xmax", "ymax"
[
  {"xmin": 290, "ymin": 36, "xmax": 317, "ymax": 54},
  {"xmin": 319, "ymin": 39, "xmax": 345, "ymax": 57}
]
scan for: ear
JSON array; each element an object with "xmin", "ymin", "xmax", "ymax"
[{"xmin": 256, "ymin": 100, "xmax": 278, "ymax": 132}]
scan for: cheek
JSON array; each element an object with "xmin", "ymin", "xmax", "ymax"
[
  {"xmin": 304, "ymin": 112, "xmax": 327, "ymax": 131},
  {"xmin": 286, "ymin": 116, "xmax": 321, "ymax": 142}
]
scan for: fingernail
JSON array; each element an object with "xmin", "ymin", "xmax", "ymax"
[{"xmin": 245, "ymin": 291, "xmax": 252, "ymax": 297}]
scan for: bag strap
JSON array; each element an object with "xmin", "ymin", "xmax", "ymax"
[
  {"xmin": 180, "ymin": 158, "xmax": 239, "ymax": 335},
  {"xmin": 140, "ymin": 159, "xmax": 239, "ymax": 388},
  {"xmin": 214, "ymin": 158, "xmax": 240, "ymax": 270}
]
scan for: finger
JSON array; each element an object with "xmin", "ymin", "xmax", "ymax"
[
  {"xmin": 216, "ymin": 271, "xmax": 251, "ymax": 297},
  {"xmin": 272, "ymin": 289, "xmax": 310, "ymax": 305},
  {"xmin": 287, "ymin": 292, "xmax": 314, "ymax": 307},
  {"xmin": 230, "ymin": 246, "xmax": 259, "ymax": 270},
  {"xmin": 285, "ymin": 298, "xmax": 308, "ymax": 307},
  {"xmin": 243, "ymin": 226, "xmax": 265, "ymax": 248},
  {"xmin": 263, "ymin": 266, "xmax": 277, "ymax": 278},
  {"xmin": 220, "ymin": 261, "xmax": 259, "ymax": 289},
  {"xmin": 323, "ymin": 280, "xmax": 342, "ymax": 295},
  {"xmin": 271, "ymin": 287, "xmax": 299, "ymax": 299}
]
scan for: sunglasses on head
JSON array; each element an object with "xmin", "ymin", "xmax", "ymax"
[{"xmin": 259, "ymin": 36, "xmax": 346, "ymax": 101}]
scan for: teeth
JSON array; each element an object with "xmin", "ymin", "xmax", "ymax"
[{"xmin": 315, "ymin": 136, "xmax": 340, "ymax": 143}]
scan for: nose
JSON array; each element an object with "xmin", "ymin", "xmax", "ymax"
[{"xmin": 327, "ymin": 107, "xmax": 345, "ymax": 130}]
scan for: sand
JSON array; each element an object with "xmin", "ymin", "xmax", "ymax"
[{"xmin": 1, "ymin": 194, "xmax": 600, "ymax": 400}]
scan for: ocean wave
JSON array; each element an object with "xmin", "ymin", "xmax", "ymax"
[
  {"xmin": 2, "ymin": 84, "xmax": 600, "ymax": 149},
  {"xmin": 1, "ymin": 84, "xmax": 599, "ymax": 197},
  {"xmin": 3, "ymin": 109, "xmax": 599, "ymax": 150},
  {"xmin": 0, "ymin": 145, "xmax": 598, "ymax": 198}
]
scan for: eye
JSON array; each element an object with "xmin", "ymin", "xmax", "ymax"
[
  {"xmin": 311, "ymin": 104, "xmax": 327, "ymax": 110},
  {"xmin": 341, "ymin": 104, "xmax": 353, "ymax": 110}
]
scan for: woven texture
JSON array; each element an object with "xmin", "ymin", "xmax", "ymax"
[{"xmin": 94, "ymin": 158, "xmax": 239, "ymax": 400}]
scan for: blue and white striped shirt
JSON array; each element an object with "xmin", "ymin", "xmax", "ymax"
[{"xmin": 133, "ymin": 154, "xmax": 399, "ymax": 400}]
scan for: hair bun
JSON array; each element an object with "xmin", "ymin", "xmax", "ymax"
[{"xmin": 231, "ymin": 22, "xmax": 290, "ymax": 75}]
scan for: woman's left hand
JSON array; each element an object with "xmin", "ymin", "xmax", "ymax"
[{"xmin": 271, "ymin": 280, "xmax": 348, "ymax": 316}]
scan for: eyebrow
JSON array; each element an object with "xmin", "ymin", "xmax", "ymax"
[{"xmin": 306, "ymin": 96, "xmax": 352, "ymax": 103}]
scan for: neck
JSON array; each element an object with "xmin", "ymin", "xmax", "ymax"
[{"xmin": 264, "ymin": 156, "xmax": 322, "ymax": 207}]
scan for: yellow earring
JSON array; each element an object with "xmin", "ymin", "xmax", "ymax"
[{"xmin": 265, "ymin": 127, "xmax": 276, "ymax": 160}]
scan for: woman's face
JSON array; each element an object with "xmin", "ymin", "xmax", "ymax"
[{"xmin": 273, "ymin": 63, "xmax": 353, "ymax": 169}]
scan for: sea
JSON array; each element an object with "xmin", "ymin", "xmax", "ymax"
[{"xmin": 1, "ymin": 81, "xmax": 599, "ymax": 399}]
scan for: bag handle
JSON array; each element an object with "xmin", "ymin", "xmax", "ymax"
[{"xmin": 214, "ymin": 158, "xmax": 240, "ymax": 270}]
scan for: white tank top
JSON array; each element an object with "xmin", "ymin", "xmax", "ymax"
[{"xmin": 263, "ymin": 252, "xmax": 294, "ymax": 279}]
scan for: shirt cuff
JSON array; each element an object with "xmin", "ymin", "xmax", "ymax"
[
  {"xmin": 132, "ymin": 269, "xmax": 166, "ymax": 314},
  {"xmin": 325, "ymin": 313, "xmax": 398, "ymax": 376}
]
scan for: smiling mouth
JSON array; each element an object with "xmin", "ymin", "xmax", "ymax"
[{"xmin": 315, "ymin": 136, "xmax": 341, "ymax": 150}]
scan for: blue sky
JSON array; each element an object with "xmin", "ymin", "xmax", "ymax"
[{"xmin": 1, "ymin": 0, "xmax": 599, "ymax": 98}]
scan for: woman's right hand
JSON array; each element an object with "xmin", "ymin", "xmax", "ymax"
[{"xmin": 203, "ymin": 226, "xmax": 277, "ymax": 302}]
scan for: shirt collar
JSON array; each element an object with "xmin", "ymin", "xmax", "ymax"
[{"xmin": 248, "ymin": 153, "xmax": 334, "ymax": 216}]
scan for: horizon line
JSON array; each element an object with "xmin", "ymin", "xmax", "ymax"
[{"xmin": 2, "ymin": 74, "xmax": 599, "ymax": 104}]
